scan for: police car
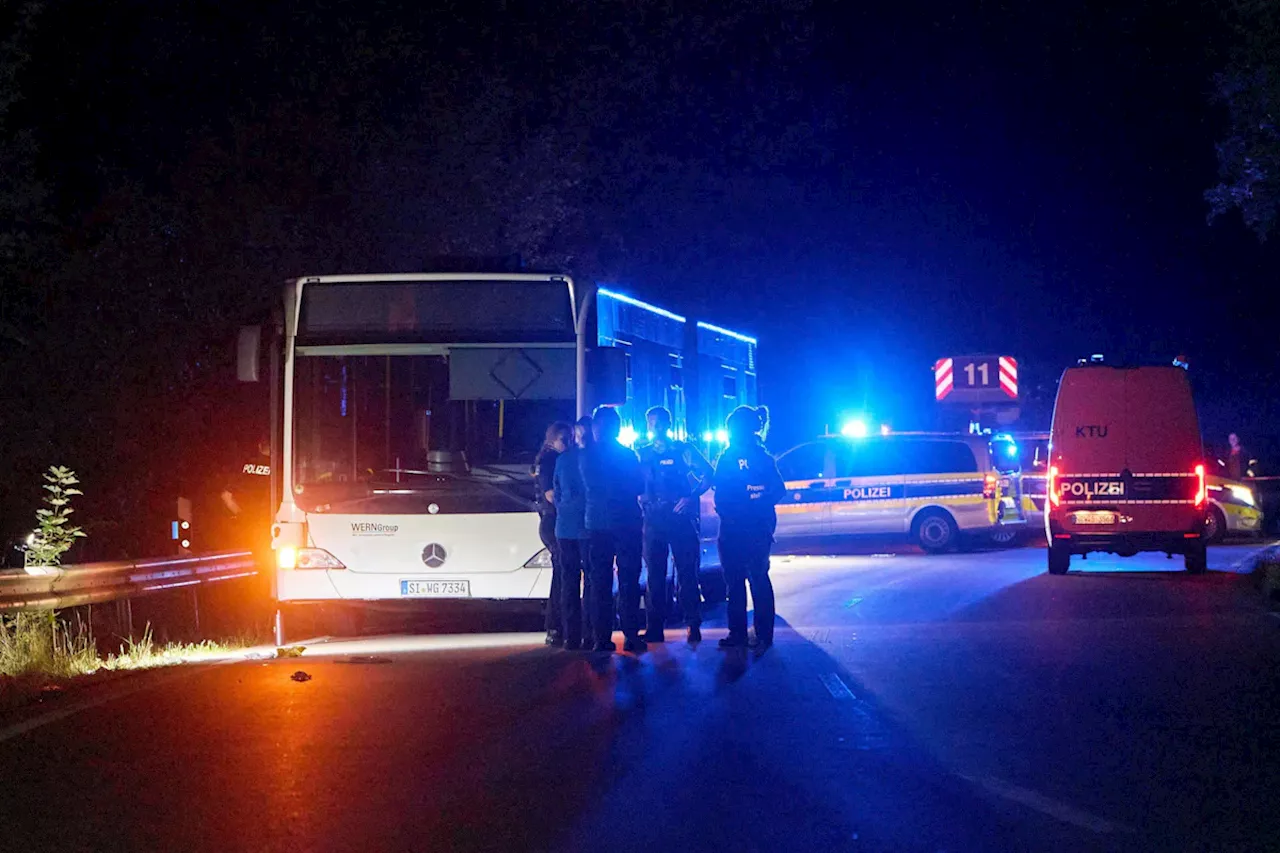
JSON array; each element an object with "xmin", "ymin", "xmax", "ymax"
[
  {"xmin": 1013, "ymin": 431, "xmax": 1264, "ymax": 545},
  {"xmin": 759, "ymin": 431, "xmax": 1027, "ymax": 552},
  {"xmin": 1203, "ymin": 474, "xmax": 1264, "ymax": 543}
]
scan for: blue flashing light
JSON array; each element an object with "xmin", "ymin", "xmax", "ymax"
[
  {"xmin": 841, "ymin": 420, "xmax": 869, "ymax": 438},
  {"xmin": 696, "ymin": 320, "xmax": 757, "ymax": 345},
  {"xmin": 1006, "ymin": 443, "xmax": 1018, "ymax": 457},
  {"xmin": 618, "ymin": 425, "xmax": 639, "ymax": 447},
  {"xmin": 715, "ymin": 428, "xmax": 729, "ymax": 444},
  {"xmin": 702, "ymin": 430, "xmax": 715, "ymax": 443},
  {"xmin": 171, "ymin": 521, "xmax": 179, "ymax": 541},
  {"xmin": 598, "ymin": 287, "xmax": 686, "ymax": 323}
]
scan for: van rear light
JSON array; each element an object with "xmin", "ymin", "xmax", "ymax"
[
  {"xmin": 983, "ymin": 473, "xmax": 998, "ymax": 499},
  {"xmin": 1194, "ymin": 463, "xmax": 1206, "ymax": 507},
  {"xmin": 1047, "ymin": 465, "xmax": 1061, "ymax": 508}
]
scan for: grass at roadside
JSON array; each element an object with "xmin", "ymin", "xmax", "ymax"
[{"xmin": 1, "ymin": 613, "xmax": 264, "ymax": 680}]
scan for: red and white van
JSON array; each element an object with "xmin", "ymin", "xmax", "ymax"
[{"xmin": 1045, "ymin": 362, "xmax": 1207, "ymax": 574}]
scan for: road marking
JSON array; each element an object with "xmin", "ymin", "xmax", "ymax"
[
  {"xmin": 0, "ymin": 667, "xmax": 204, "ymax": 746},
  {"xmin": 0, "ymin": 647, "xmax": 277, "ymax": 747},
  {"xmin": 958, "ymin": 774, "xmax": 1135, "ymax": 835},
  {"xmin": 819, "ymin": 672, "xmax": 856, "ymax": 700}
]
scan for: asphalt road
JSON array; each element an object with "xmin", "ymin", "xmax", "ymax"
[{"xmin": 1, "ymin": 540, "xmax": 1277, "ymax": 852}]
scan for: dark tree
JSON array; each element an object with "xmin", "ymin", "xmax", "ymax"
[{"xmin": 1207, "ymin": 0, "xmax": 1280, "ymax": 240}]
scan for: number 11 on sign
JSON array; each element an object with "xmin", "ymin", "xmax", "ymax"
[{"xmin": 964, "ymin": 362, "xmax": 990, "ymax": 386}]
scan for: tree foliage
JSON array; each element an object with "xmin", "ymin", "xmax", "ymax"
[
  {"xmin": 1207, "ymin": 0, "xmax": 1280, "ymax": 240},
  {"xmin": 27, "ymin": 466, "xmax": 86, "ymax": 567}
]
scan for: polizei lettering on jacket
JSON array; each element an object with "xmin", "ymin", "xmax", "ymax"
[
  {"xmin": 351, "ymin": 522, "xmax": 400, "ymax": 536},
  {"xmin": 1058, "ymin": 480, "xmax": 1125, "ymax": 500},
  {"xmin": 843, "ymin": 486, "xmax": 892, "ymax": 500}
]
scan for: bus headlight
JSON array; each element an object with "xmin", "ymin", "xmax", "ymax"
[
  {"xmin": 1228, "ymin": 484, "xmax": 1256, "ymax": 507},
  {"xmin": 523, "ymin": 548, "xmax": 554, "ymax": 569},
  {"xmin": 279, "ymin": 547, "xmax": 346, "ymax": 570}
]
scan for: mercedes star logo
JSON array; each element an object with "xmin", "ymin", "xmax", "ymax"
[{"xmin": 422, "ymin": 542, "xmax": 448, "ymax": 568}]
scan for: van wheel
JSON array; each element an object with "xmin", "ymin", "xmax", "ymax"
[
  {"xmin": 1185, "ymin": 543, "xmax": 1208, "ymax": 575},
  {"xmin": 1203, "ymin": 506, "xmax": 1226, "ymax": 545},
  {"xmin": 914, "ymin": 510, "xmax": 958, "ymax": 554},
  {"xmin": 1047, "ymin": 544, "xmax": 1070, "ymax": 575}
]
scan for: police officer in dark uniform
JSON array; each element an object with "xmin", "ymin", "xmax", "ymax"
[
  {"xmin": 534, "ymin": 422, "xmax": 572, "ymax": 646},
  {"xmin": 580, "ymin": 405, "xmax": 646, "ymax": 654},
  {"xmin": 713, "ymin": 406, "xmax": 785, "ymax": 651},
  {"xmin": 220, "ymin": 436, "xmax": 273, "ymax": 552},
  {"xmin": 638, "ymin": 406, "xmax": 713, "ymax": 644}
]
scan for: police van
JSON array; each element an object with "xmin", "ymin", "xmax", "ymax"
[
  {"xmin": 1017, "ymin": 430, "xmax": 1263, "ymax": 546},
  {"xmin": 1045, "ymin": 362, "xmax": 1208, "ymax": 574},
  {"xmin": 763, "ymin": 432, "xmax": 1027, "ymax": 552}
]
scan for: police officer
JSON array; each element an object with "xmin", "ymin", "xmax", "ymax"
[
  {"xmin": 535, "ymin": 422, "xmax": 572, "ymax": 646},
  {"xmin": 220, "ymin": 436, "xmax": 272, "ymax": 552},
  {"xmin": 580, "ymin": 406, "xmax": 646, "ymax": 654},
  {"xmin": 638, "ymin": 406, "xmax": 713, "ymax": 644},
  {"xmin": 553, "ymin": 415, "xmax": 594, "ymax": 649},
  {"xmin": 713, "ymin": 406, "xmax": 785, "ymax": 651}
]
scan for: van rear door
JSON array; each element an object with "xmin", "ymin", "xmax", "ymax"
[
  {"xmin": 1052, "ymin": 367, "xmax": 1128, "ymax": 478},
  {"xmin": 1120, "ymin": 368, "xmax": 1202, "ymax": 526},
  {"xmin": 1124, "ymin": 368, "xmax": 1200, "ymax": 477}
]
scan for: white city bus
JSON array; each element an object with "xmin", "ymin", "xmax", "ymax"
[{"xmin": 238, "ymin": 273, "xmax": 756, "ymax": 641}]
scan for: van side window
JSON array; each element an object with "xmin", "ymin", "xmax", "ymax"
[
  {"xmin": 777, "ymin": 442, "xmax": 828, "ymax": 482},
  {"xmin": 901, "ymin": 441, "xmax": 978, "ymax": 475},
  {"xmin": 833, "ymin": 440, "xmax": 902, "ymax": 478}
]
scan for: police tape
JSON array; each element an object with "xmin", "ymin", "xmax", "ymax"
[{"xmin": 0, "ymin": 551, "xmax": 259, "ymax": 613}]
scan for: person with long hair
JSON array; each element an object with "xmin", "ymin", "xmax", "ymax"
[
  {"xmin": 535, "ymin": 421, "xmax": 573, "ymax": 646},
  {"xmin": 552, "ymin": 415, "xmax": 595, "ymax": 649},
  {"xmin": 712, "ymin": 406, "xmax": 785, "ymax": 651}
]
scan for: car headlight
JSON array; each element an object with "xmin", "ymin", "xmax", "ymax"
[
  {"xmin": 1228, "ymin": 484, "xmax": 1256, "ymax": 507},
  {"xmin": 523, "ymin": 548, "xmax": 554, "ymax": 569}
]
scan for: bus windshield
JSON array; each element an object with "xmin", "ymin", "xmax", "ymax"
[{"xmin": 291, "ymin": 354, "xmax": 574, "ymax": 512}]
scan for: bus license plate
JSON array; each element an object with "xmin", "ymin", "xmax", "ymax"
[
  {"xmin": 1072, "ymin": 511, "xmax": 1116, "ymax": 525},
  {"xmin": 400, "ymin": 580, "xmax": 471, "ymax": 598}
]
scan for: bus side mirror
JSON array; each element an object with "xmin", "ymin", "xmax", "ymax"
[
  {"xmin": 237, "ymin": 326, "xmax": 261, "ymax": 382},
  {"xmin": 587, "ymin": 347, "xmax": 627, "ymax": 406}
]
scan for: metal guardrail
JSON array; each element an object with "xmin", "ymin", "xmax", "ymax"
[{"xmin": 0, "ymin": 551, "xmax": 259, "ymax": 613}]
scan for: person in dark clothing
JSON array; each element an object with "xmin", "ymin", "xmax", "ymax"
[
  {"xmin": 638, "ymin": 406, "xmax": 713, "ymax": 644},
  {"xmin": 219, "ymin": 436, "xmax": 273, "ymax": 552},
  {"xmin": 553, "ymin": 415, "xmax": 594, "ymax": 650},
  {"xmin": 581, "ymin": 405, "xmax": 646, "ymax": 654},
  {"xmin": 534, "ymin": 422, "xmax": 572, "ymax": 646},
  {"xmin": 1226, "ymin": 433, "xmax": 1250, "ymax": 481},
  {"xmin": 713, "ymin": 406, "xmax": 785, "ymax": 652}
]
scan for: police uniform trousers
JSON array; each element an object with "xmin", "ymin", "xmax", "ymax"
[
  {"xmin": 643, "ymin": 512, "xmax": 702, "ymax": 631},
  {"xmin": 719, "ymin": 519, "xmax": 775, "ymax": 643},
  {"xmin": 588, "ymin": 527, "xmax": 643, "ymax": 645}
]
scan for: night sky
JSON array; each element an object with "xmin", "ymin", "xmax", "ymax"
[{"xmin": 2, "ymin": 0, "xmax": 1275, "ymax": 552}]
